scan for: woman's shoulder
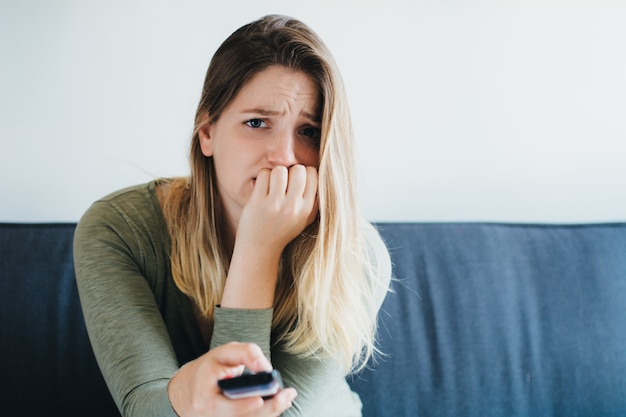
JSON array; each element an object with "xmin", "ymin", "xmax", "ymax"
[
  {"xmin": 76, "ymin": 179, "xmax": 170, "ymax": 244},
  {"xmin": 93, "ymin": 180, "xmax": 158, "ymax": 209}
]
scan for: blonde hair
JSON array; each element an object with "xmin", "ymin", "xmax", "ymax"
[{"xmin": 162, "ymin": 15, "xmax": 386, "ymax": 372}]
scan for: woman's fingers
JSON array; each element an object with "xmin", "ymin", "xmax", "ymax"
[
  {"xmin": 269, "ymin": 165, "xmax": 317, "ymax": 201},
  {"xmin": 240, "ymin": 164, "xmax": 318, "ymax": 250},
  {"xmin": 217, "ymin": 388, "xmax": 296, "ymax": 417},
  {"xmin": 268, "ymin": 166, "xmax": 289, "ymax": 199},
  {"xmin": 169, "ymin": 342, "xmax": 297, "ymax": 417},
  {"xmin": 211, "ymin": 342, "xmax": 272, "ymax": 373},
  {"xmin": 252, "ymin": 165, "xmax": 317, "ymax": 214},
  {"xmin": 260, "ymin": 388, "xmax": 298, "ymax": 416},
  {"xmin": 251, "ymin": 168, "xmax": 271, "ymax": 199},
  {"xmin": 302, "ymin": 166, "xmax": 318, "ymax": 203},
  {"xmin": 285, "ymin": 164, "xmax": 306, "ymax": 196},
  {"xmin": 210, "ymin": 345, "xmax": 297, "ymax": 416}
]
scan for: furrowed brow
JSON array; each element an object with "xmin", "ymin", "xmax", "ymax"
[
  {"xmin": 241, "ymin": 108, "xmax": 281, "ymax": 116},
  {"xmin": 240, "ymin": 108, "xmax": 320, "ymax": 124}
]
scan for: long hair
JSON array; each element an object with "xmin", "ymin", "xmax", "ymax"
[{"xmin": 162, "ymin": 15, "xmax": 387, "ymax": 372}]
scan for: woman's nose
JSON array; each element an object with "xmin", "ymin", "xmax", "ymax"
[{"xmin": 266, "ymin": 131, "xmax": 298, "ymax": 167}]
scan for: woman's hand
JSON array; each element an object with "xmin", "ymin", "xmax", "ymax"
[
  {"xmin": 221, "ymin": 165, "xmax": 318, "ymax": 309},
  {"xmin": 239, "ymin": 164, "xmax": 319, "ymax": 250},
  {"xmin": 168, "ymin": 342, "xmax": 297, "ymax": 417}
]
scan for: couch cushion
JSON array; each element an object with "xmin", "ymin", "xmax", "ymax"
[
  {"xmin": 0, "ymin": 223, "xmax": 119, "ymax": 416},
  {"xmin": 349, "ymin": 223, "xmax": 626, "ymax": 417}
]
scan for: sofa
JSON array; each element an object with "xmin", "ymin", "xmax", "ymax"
[{"xmin": 1, "ymin": 222, "xmax": 625, "ymax": 416}]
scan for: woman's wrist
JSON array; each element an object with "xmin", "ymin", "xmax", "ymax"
[
  {"xmin": 220, "ymin": 243, "xmax": 282, "ymax": 309},
  {"xmin": 167, "ymin": 363, "xmax": 189, "ymax": 417}
]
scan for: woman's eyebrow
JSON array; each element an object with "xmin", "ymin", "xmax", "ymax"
[
  {"xmin": 240, "ymin": 107, "xmax": 280, "ymax": 116},
  {"xmin": 302, "ymin": 111, "xmax": 321, "ymax": 123},
  {"xmin": 240, "ymin": 108, "xmax": 320, "ymax": 123}
]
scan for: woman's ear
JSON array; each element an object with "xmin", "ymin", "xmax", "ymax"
[{"xmin": 198, "ymin": 114, "xmax": 213, "ymax": 157}]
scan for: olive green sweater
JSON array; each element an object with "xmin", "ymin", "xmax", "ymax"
[{"xmin": 74, "ymin": 180, "xmax": 390, "ymax": 417}]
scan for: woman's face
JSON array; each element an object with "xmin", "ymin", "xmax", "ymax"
[{"xmin": 199, "ymin": 65, "xmax": 321, "ymax": 230}]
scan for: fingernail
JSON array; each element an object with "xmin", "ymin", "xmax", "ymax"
[
  {"xmin": 255, "ymin": 360, "xmax": 272, "ymax": 372},
  {"xmin": 289, "ymin": 389, "xmax": 298, "ymax": 401}
]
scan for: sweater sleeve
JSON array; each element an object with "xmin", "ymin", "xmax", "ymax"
[
  {"xmin": 209, "ymin": 308, "xmax": 364, "ymax": 417},
  {"xmin": 210, "ymin": 307, "xmax": 274, "ymax": 359},
  {"xmin": 74, "ymin": 198, "xmax": 179, "ymax": 417}
]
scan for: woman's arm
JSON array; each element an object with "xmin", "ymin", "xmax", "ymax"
[
  {"xmin": 74, "ymin": 200, "xmax": 180, "ymax": 417},
  {"xmin": 75, "ymin": 196, "xmax": 299, "ymax": 417}
]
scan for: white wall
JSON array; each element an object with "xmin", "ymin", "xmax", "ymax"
[{"xmin": 1, "ymin": 0, "xmax": 625, "ymax": 223}]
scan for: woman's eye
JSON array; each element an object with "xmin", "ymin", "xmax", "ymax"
[
  {"xmin": 245, "ymin": 119, "xmax": 266, "ymax": 128},
  {"xmin": 299, "ymin": 126, "xmax": 321, "ymax": 140}
]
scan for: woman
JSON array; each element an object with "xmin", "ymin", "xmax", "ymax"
[{"xmin": 74, "ymin": 14, "xmax": 391, "ymax": 417}]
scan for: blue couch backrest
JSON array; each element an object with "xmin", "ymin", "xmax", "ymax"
[
  {"xmin": 352, "ymin": 223, "xmax": 626, "ymax": 417},
  {"xmin": 1, "ymin": 222, "xmax": 625, "ymax": 417}
]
